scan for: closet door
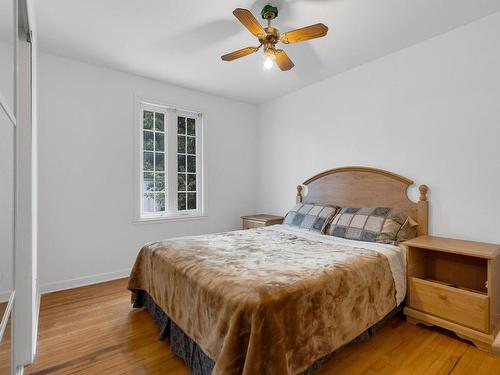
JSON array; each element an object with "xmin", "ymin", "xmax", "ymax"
[
  {"xmin": 0, "ymin": 0, "xmax": 16, "ymax": 115},
  {"xmin": 0, "ymin": 0, "xmax": 16, "ymax": 374},
  {"xmin": 0, "ymin": 95, "xmax": 15, "ymax": 375}
]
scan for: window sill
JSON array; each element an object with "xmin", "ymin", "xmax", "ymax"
[{"xmin": 133, "ymin": 214, "xmax": 208, "ymax": 225}]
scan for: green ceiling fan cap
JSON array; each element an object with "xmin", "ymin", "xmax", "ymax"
[{"xmin": 261, "ymin": 4, "xmax": 278, "ymax": 20}]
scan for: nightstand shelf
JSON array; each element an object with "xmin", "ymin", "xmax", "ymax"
[
  {"xmin": 241, "ymin": 214, "xmax": 283, "ymax": 230},
  {"xmin": 403, "ymin": 235, "xmax": 500, "ymax": 353}
]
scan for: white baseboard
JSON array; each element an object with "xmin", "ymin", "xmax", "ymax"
[{"xmin": 39, "ymin": 269, "xmax": 131, "ymax": 295}]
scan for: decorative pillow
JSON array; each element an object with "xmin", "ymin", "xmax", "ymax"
[
  {"xmin": 325, "ymin": 207, "xmax": 418, "ymax": 244},
  {"xmin": 283, "ymin": 203, "xmax": 339, "ymax": 233},
  {"xmin": 396, "ymin": 217, "xmax": 419, "ymax": 243}
]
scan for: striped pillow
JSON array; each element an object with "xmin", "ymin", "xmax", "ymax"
[{"xmin": 283, "ymin": 203, "xmax": 339, "ymax": 233}]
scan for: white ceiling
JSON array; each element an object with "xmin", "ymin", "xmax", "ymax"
[{"xmin": 34, "ymin": 0, "xmax": 500, "ymax": 104}]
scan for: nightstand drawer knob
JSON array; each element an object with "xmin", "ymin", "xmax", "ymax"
[{"xmin": 439, "ymin": 292, "xmax": 447, "ymax": 300}]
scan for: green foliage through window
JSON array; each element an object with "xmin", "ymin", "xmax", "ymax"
[
  {"xmin": 177, "ymin": 115, "xmax": 197, "ymax": 211},
  {"xmin": 143, "ymin": 109, "xmax": 166, "ymax": 212}
]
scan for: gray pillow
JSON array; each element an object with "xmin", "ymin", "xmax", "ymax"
[{"xmin": 283, "ymin": 203, "xmax": 339, "ymax": 233}]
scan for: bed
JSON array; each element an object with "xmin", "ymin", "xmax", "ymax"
[{"xmin": 128, "ymin": 166, "xmax": 429, "ymax": 375}]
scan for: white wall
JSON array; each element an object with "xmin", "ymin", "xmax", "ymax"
[
  {"xmin": 38, "ymin": 53, "xmax": 258, "ymax": 290},
  {"xmin": 38, "ymin": 11, "xmax": 500, "ymax": 289},
  {"xmin": 257, "ymin": 12, "xmax": 500, "ymax": 244}
]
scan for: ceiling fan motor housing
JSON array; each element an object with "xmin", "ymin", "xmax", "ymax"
[
  {"xmin": 261, "ymin": 4, "xmax": 278, "ymax": 20},
  {"xmin": 259, "ymin": 5, "xmax": 280, "ymax": 51},
  {"xmin": 259, "ymin": 27, "xmax": 280, "ymax": 47}
]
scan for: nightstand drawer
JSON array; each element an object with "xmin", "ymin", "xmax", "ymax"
[
  {"xmin": 408, "ymin": 277, "xmax": 489, "ymax": 332},
  {"xmin": 242, "ymin": 220, "xmax": 265, "ymax": 230}
]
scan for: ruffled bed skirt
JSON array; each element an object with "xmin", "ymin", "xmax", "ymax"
[{"xmin": 132, "ymin": 290, "xmax": 403, "ymax": 375}]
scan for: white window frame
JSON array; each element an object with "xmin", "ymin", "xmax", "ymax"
[{"xmin": 134, "ymin": 96, "xmax": 206, "ymax": 223}]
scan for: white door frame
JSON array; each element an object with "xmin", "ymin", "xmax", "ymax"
[{"xmin": 13, "ymin": 0, "xmax": 37, "ymax": 372}]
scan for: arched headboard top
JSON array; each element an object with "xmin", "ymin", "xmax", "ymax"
[{"xmin": 296, "ymin": 166, "xmax": 429, "ymax": 235}]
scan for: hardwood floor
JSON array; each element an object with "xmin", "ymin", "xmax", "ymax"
[
  {"xmin": 0, "ymin": 302, "xmax": 7, "ymax": 319},
  {"xmin": 0, "ymin": 309, "xmax": 12, "ymax": 375},
  {"xmin": 24, "ymin": 278, "xmax": 500, "ymax": 375}
]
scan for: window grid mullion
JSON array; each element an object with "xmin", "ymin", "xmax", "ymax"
[
  {"xmin": 167, "ymin": 108, "xmax": 177, "ymax": 213},
  {"xmin": 153, "ymin": 113, "xmax": 156, "ymax": 195}
]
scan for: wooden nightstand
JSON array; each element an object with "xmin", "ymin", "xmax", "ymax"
[
  {"xmin": 241, "ymin": 214, "xmax": 283, "ymax": 230},
  {"xmin": 403, "ymin": 235, "xmax": 500, "ymax": 353}
]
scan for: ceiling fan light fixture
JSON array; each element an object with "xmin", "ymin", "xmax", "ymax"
[
  {"xmin": 263, "ymin": 50, "xmax": 275, "ymax": 70},
  {"xmin": 264, "ymin": 55, "xmax": 274, "ymax": 70}
]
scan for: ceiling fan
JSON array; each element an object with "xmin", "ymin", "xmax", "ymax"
[{"xmin": 221, "ymin": 5, "xmax": 328, "ymax": 71}]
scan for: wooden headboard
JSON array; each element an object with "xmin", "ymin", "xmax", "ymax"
[{"xmin": 296, "ymin": 166, "xmax": 429, "ymax": 235}]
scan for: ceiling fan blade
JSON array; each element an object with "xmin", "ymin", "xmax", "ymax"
[
  {"xmin": 221, "ymin": 46, "xmax": 259, "ymax": 61},
  {"xmin": 233, "ymin": 8, "xmax": 266, "ymax": 38},
  {"xmin": 274, "ymin": 49, "xmax": 294, "ymax": 71},
  {"xmin": 280, "ymin": 23, "xmax": 328, "ymax": 44}
]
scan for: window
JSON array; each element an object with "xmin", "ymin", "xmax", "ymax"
[
  {"xmin": 137, "ymin": 100, "xmax": 204, "ymax": 221},
  {"xmin": 177, "ymin": 116, "xmax": 197, "ymax": 211},
  {"xmin": 142, "ymin": 110, "xmax": 166, "ymax": 213}
]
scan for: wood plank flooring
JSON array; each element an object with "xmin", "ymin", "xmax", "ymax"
[
  {"xmin": 0, "ymin": 309, "xmax": 12, "ymax": 375},
  {"xmin": 0, "ymin": 302, "xmax": 7, "ymax": 319},
  {"xmin": 23, "ymin": 278, "xmax": 500, "ymax": 375}
]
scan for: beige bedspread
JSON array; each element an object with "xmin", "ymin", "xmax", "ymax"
[{"xmin": 128, "ymin": 227, "xmax": 397, "ymax": 375}]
